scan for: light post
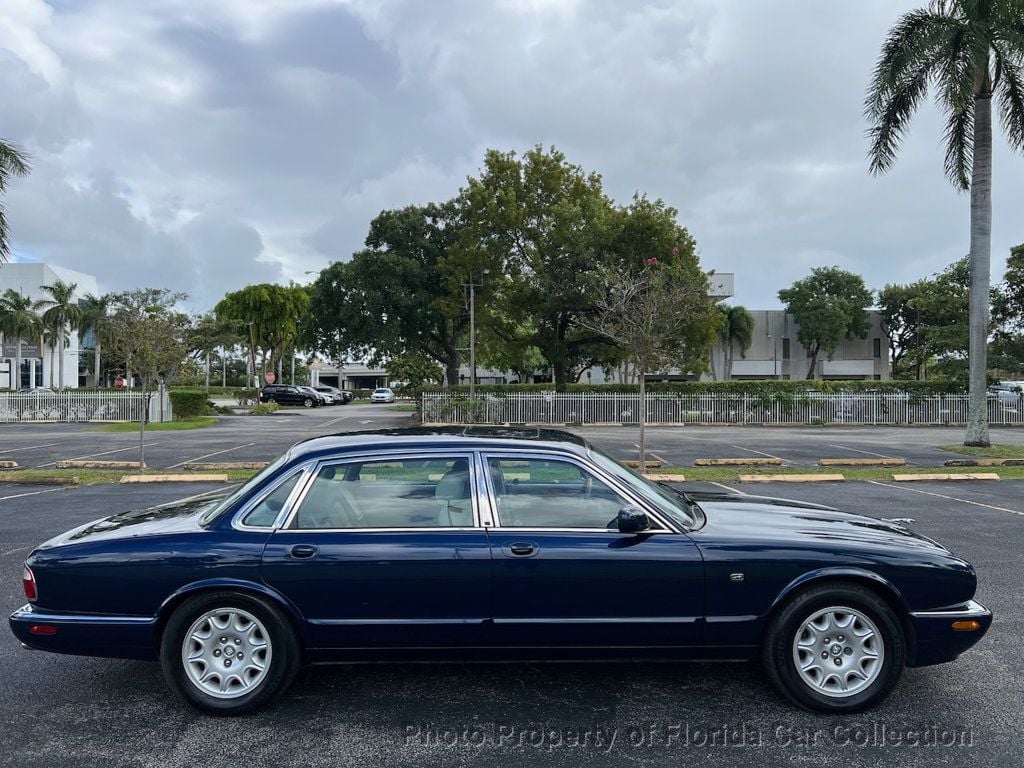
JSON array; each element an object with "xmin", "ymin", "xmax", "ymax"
[
  {"xmin": 767, "ymin": 333, "xmax": 781, "ymax": 380},
  {"xmin": 462, "ymin": 270, "xmax": 487, "ymax": 399}
]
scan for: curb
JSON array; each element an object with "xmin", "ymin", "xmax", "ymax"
[
  {"xmin": 943, "ymin": 458, "xmax": 1024, "ymax": 467},
  {"xmin": 0, "ymin": 461, "xmax": 19, "ymax": 469},
  {"xmin": 739, "ymin": 474, "xmax": 845, "ymax": 483},
  {"xmin": 120, "ymin": 473, "xmax": 230, "ymax": 484},
  {"xmin": 643, "ymin": 473, "xmax": 684, "ymax": 482},
  {"xmin": 57, "ymin": 460, "xmax": 145, "ymax": 470},
  {"xmin": 892, "ymin": 473, "xmax": 999, "ymax": 482},
  {"xmin": 183, "ymin": 462, "xmax": 269, "ymax": 471},
  {"xmin": 623, "ymin": 460, "xmax": 663, "ymax": 469},
  {"xmin": 0, "ymin": 475, "xmax": 78, "ymax": 485},
  {"xmin": 819, "ymin": 458, "xmax": 905, "ymax": 467},
  {"xmin": 696, "ymin": 458, "xmax": 782, "ymax": 466}
]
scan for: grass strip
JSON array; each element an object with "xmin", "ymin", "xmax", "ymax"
[{"xmin": 90, "ymin": 418, "xmax": 219, "ymax": 433}]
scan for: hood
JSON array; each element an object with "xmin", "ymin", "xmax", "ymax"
[
  {"xmin": 39, "ymin": 496, "xmax": 224, "ymax": 549},
  {"xmin": 687, "ymin": 491, "xmax": 946, "ymax": 552}
]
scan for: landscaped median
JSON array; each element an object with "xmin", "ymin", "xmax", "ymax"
[
  {"xmin": 645, "ymin": 465, "xmax": 1024, "ymax": 483},
  {"xmin": 0, "ymin": 468, "xmax": 261, "ymax": 487}
]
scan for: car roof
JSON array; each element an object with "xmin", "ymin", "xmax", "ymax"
[{"xmin": 285, "ymin": 426, "xmax": 590, "ymax": 461}]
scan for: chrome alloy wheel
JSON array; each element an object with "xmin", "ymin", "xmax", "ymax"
[
  {"xmin": 791, "ymin": 606, "xmax": 884, "ymax": 698},
  {"xmin": 181, "ymin": 608, "xmax": 273, "ymax": 699}
]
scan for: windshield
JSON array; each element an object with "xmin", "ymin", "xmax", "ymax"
[
  {"xmin": 588, "ymin": 447, "xmax": 696, "ymax": 528},
  {"xmin": 199, "ymin": 453, "xmax": 291, "ymax": 525}
]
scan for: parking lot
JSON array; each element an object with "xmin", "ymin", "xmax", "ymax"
[{"xmin": 0, "ymin": 414, "xmax": 1021, "ymax": 766}]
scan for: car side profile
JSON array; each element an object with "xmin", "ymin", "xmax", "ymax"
[
  {"xmin": 259, "ymin": 385, "xmax": 318, "ymax": 408},
  {"xmin": 10, "ymin": 428, "xmax": 991, "ymax": 715},
  {"xmin": 313, "ymin": 386, "xmax": 347, "ymax": 405}
]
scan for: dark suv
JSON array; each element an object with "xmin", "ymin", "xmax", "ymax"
[{"xmin": 260, "ymin": 384, "xmax": 319, "ymax": 407}]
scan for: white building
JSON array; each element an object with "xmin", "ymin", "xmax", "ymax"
[{"xmin": 0, "ymin": 263, "xmax": 99, "ymax": 389}]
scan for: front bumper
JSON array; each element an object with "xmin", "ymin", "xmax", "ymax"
[
  {"xmin": 908, "ymin": 599, "xmax": 992, "ymax": 667},
  {"xmin": 10, "ymin": 604, "xmax": 157, "ymax": 660}
]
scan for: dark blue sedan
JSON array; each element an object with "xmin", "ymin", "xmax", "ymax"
[{"xmin": 10, "ymin": 428, "xmax": 991, "ymax": 714}]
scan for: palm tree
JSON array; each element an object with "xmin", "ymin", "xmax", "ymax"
[
  {"xmin": 0, "ymin": 289, "xmax": 42, "ymax": 390},
  {"xmin": 79, "ymin": 293, "xmax": 111, "ymax": 388},
  {"xmin": 34, "ymin": 280, "xmax": 81, "ymax": 391},
  {"xmin": 716, "ymin": 304, "xmax": 755, "ymax": 380},
  {"xmin": 0, "ymin": 140, "xmax": 30, "ymax": 261},
  {"xmin": 866, "ymin": 0, "xmax": 1024, "ymax": 447}
]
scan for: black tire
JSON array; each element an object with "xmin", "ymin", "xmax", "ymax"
[
  {"xmin": 761, "ymin": 581, "xmax": 905, "ymax": 713},
  {"xmin": 160, "ymin": 591, "xmax": 301, "ymax": 715},
  {"xmin": 303, "ymin": 398, "xmax": 313, "ymax": 408},
  {"xmin": 266, "ymin": 397, "xmax": 276, "ymax": 404}
]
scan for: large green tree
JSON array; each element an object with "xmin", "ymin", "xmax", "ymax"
[
  {"xmin": 462, "ymin": 145, "xmax": 618, "ymax": 386},
  {"xmin": 0, "ymin": 289, "xmax": 41, "ymax": 389},
  {"xmin": 878, "ymin": 281, "xmax": 930, "ymax": 378},
  {"xmin": 215, "ymin": 283, "xmax": 310, "ymax": 382},
  {"xmin": 34, "ymin": 280, "xmax": 81, "ymax": 391},
  {"xmin": 991, "ymin": 243, "xmax": 1024, "ymax": 373},
  {"xmin": 0, "ymin": 140, "xmax": 30, "ymax": 261},
  {"xmin": 866, "ymin": 0, "xmax": 1024, "ymax": 445},
  {"xmin": 778, "ymin": 267, "xmax": 874, "ymax": 379},
  {"xmin": 306, "ymin": 201, "xmax": 470, "ymax": 386}
]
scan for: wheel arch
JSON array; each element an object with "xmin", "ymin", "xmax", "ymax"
[
  {"xmin": 155, "ymin": 579, "xmax": 310, "ymax": 648},
  {"xmin": 762, "ymin": 568, "xmax": 916, "ymax": 661}
]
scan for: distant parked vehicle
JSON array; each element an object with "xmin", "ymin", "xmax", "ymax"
[
  {"xmin": 298, "ymin": 386, "xmax": 331, "ymax": 406},
  {"xmin": 313, "ymin": 386, "xmax": 347, "ymax": 405},
  {"xmin": 992, "ymin": 381, "xmax": 1023, "ymax": 408},
  {"xmin": 18, "ymin": 387, "xmax": 54, "ymax": 394},
  {"xmin": 370, "ymin": 387, "xmax": 396, "ymax": 404},
  {"xmin": 260, "ymin": 385, "xmax": 318, "ymax": 408},
  {"xmin": 340, "ymin": 390, "xmax": 354, "ymax": 404}
]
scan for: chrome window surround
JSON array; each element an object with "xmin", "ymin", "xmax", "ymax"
[
  {"xmin": 480, "ymin": 450, "xmax": 678, "ymax": 534},
  {"xmin": 231, "ymin": 460, "xmax": 318, "ymax": 532},
  {"xmin": 280, "ymin": 451, "xmax": 482, "ymax": 532}
]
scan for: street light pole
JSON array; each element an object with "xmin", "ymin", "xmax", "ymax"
[{"xmin": 469, "ymin": 281, "xmax": 476, "ymax": 399}]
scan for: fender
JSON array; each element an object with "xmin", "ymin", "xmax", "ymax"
[
  {"xmin": 155, "ymin": 578, "xmax": 312, "ymax": 644},
  {"xmin": 769, "ymin": 566, "xmax": 910, "ymax": 615}
]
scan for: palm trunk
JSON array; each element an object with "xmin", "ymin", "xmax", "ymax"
[
  {"xmin": 15, "ymin": 341, "xmax": 22, "ymax": 391},
  {"xmin": 94, "ymin": 342, "xmax": 101, "ymax": 388},
  {"xmin": 964, "ymin": 89, "xmax": 992, "ymax": 447},
  {"xmin": 57, "ymin": 328, "xmax": 65, "ymax": 390},
  {"xmin": 637, "ymin": 366, "xmax": 646, "ymax": 472}
]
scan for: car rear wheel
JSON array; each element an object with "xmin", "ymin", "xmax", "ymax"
[
  {"xmin": 762, "ymin": 581, "xmax": 904, "ymax": 712},
  {"xmin": 160, "ymin": 592, "xmax": 301, "ymax": 715}
]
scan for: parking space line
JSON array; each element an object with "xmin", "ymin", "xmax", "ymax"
[
  {"xmin": 317, "ymin": 415, "xmax": 351, "ymax": 430},
  {"xmin": 157, "ymin": 485, "xmax": 241, "ymax": 507},
  {"xmin": 708, "ymin": 481, "xmax": 749, "ymax": 496},
  {"xmin": 728, "ymin": 444, "xmax": 785, "ymax": 462},
  {"xmin": 831, "ymin": 444, "xmax": 899, "ymax": 459},
  {"xmin": 868, "ymin": 480, "xmax": 1024, "ymax": 517},
  {"xmin": 166, "ymin": 442, "xmax": 257, "ymax": 470},
  {"xmin": 0, "ymin": 487, "xmax": 65, "ymax": 503},
  {"xmin": 633, "ymin": 444, "xmax": 669, "ymax": 465},
  {"xmin": 0, "ymin": 441, "xmax": 63, "ymax": 454},
  {"xmin": 38, "ymin": 443, "xmax": 159, "ymax": 468}
]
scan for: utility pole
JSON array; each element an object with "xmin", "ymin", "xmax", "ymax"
[
  {"xmin": 291, "ymin": 350, "xmax": 295, "ymax": 385},
  {"xmin": 247, "ymin": 320, "xmax": 258, "ymax": 388},
  {"xmin": 469, "ymin": 281, "xmax": 476, "ymax": 399}
]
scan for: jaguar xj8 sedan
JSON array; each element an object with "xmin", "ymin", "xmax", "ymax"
[{"xmin": 10, "ymin": 428, "xmax": 991, "ymax": 715}]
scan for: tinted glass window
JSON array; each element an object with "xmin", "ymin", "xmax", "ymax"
[
  {"xmin": 294, "ymin": 457, "xmax": 473, "ymax": 529},
  {"xmin": 241, "ymin": 471, "xmax": 303, "ymax": 527},
  {"xmin": 487, "ymin": 457, "xmax": 629, "ymax": 529}
]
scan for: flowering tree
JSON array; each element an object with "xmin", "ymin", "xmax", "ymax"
[{"xmin": 580, "ymin": 247, "xmax": 718, "ymax": 470}]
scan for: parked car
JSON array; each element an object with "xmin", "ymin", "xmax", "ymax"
[
  {"xmin": 298, "ymin": 386, "xmax": 332, "ymax": 406},
  {"xmin": 991, "ymin": 381, "xmax": 1024, "ymax": 409},
  {"xmin": 259, "ymin": 385, "xmax": 318, "ymax": 408},
  {"xmin": 370, "ymin": 387, "xmax": 396, "ymax": 403},
  {"xmin": 340, "ymin": 390, "xmax": 354, "ymax": 404},
  {"xmin": 313, "ymin": 386, "xmax": 347, "ymax": 405},
  {"xmin": 18, "ymin": 387, "xmax": 54, "ymax": 394},
  {"xmin": 9, "ymin": 428, "xmax": 990, "ymax": 715}
]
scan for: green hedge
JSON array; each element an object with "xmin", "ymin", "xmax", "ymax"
[
  {"xmin": 423, "ymin": 379, "xmax": 967, "ymax": 396},
  {"xmin": 169, "ymin": 390, "xmax": 211, "ymax": 420}
]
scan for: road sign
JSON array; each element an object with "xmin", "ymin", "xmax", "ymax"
[
  {"xmin": 265, "ymin": 371, "xmax": 276, "ymax": 384},
  {"xmin": 114, "ymin": 375, "xmax": 125, "ymax": 390}
]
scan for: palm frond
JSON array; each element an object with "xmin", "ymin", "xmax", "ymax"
[
  {"xmin": 0, "ymin": 140, "xmax": 31, "ymax": 191},
  {"xmin": 943, "ymin": 105, "xmax": 975, "ymax": 188},
  {"xmin": 993, "ymin": 43, "xmax": 1024, "ymax": 150},
  {"xmin": 867, "ymin": 64, "xmax": 935, "ymax": 174}
]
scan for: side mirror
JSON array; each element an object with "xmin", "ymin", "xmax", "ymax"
[{"xmin": 616, "ymin": 506, "xmax": 651, "ymax": 534}]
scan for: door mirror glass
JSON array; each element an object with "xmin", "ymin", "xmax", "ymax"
[{"xmin": 616, "ymin": 506, "xmax": 651, "ymax": 534}]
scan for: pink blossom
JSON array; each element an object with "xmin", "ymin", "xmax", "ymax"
[
  {"xmin": 671, "ymin": 246, "xmax": 679, "ymax": 255},
  {"xmin": 646, "ymin": 257, "xmax": 658, "ymax": 266}
]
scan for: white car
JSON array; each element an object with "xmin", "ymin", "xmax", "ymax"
[
  {"xmin": 370, "ymin": 387, "xmax": 396, "ymax": 403},
  {"xmin": 299, "ymin": 386, "xmax": 332, "ymax": 406}
]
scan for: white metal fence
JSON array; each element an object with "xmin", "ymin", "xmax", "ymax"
[
  {"xmin": 0, "ymin": 390, "xmax": 173, "ymax": 423},
  {"xmin": 421, "ymin": 391, "xmax": 1024, "ymax": 426}
]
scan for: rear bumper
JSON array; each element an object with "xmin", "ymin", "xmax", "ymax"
[
  {"xmin": 9, "ymin": 604, "xmax": 157, "ymax": 660},
  {"xmin": 908, "ymin": 599, "xmax": 992, "ymax": 667}
]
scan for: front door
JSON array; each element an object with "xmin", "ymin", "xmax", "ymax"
[
  {"xmin": 261, "ymin": 453, "xmax": 491, "ymax": 650},
  {"xmin": 482, "ymin": 453, "xmax": 705, "ymax": 650}
]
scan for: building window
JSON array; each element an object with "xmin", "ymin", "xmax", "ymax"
[
  {"xmin": 782, "ymin": 338, "xmax": 791, "ymax": 360},
  {"xmin": 873, "ymin": 338, "xmax": 881, "ymax": 359}
]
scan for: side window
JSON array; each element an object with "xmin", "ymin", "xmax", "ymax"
[
  {"xmin": 487, "ymin": 457, "xmax": 630, "ymax": 529},
  {"xmin": 293, "ymin": 457, "xmax": 473, "ymax": 529},
  {"xmin": 241, "ymin": 471, "xmax": 303, "ymax": 527}
]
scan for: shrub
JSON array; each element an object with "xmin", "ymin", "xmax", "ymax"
[
  {"xmin": 234, "ymin": 388, "xmax": 259, "ymax": 406},
  {"xmin": 249, "ymin": 402, "xmax": 280, "ymax": 416},
  {"xmin": 169, "ymin": 390, "xmax": 211, "ymax": 421}
]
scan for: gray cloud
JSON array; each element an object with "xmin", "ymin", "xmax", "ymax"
[{"xmin": 1, "ymin": 0, "xmax": 1021, "ymax": 311}]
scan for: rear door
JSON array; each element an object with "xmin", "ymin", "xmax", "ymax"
[
  {"xmin": 482, "ymin": 452, "xmax": 705, "ymax": 649},
  {"xmin": 260, "ymin": 452, "xmax": 492, "ymax": 650}
]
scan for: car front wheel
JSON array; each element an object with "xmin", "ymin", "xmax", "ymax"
[
  {"xmin": 160, "ymin": 592, "xmax": 301, "ymax": 715},
  {"xmin": 762, "ymin": 581, "xmax": 905, "ymax": 712},
  {"xmin": 303, "ymin": 398, "xmax": 313, "ymax": 408}
]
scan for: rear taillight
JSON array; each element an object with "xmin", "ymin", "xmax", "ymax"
[{"xmin": 22, "ymin": 565, "xmax": 37, "ymax": 601}]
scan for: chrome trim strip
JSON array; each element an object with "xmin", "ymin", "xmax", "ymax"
[
  {"xmin": 281, "ymin": 451, "xmax": 481, "ymax": 531},
  {"xmin": 491, "ymin": 616, "xmax": 699, "ymax": 624},
  {"xmin": 479, "ymin": 450, "xmax": 676, "ymax": 533},
  {"xmin": 10, "ymin": 605, "xmax": 154, "ymax": 625},
  {"xmin": 909, "ymin": 599, "xmax": 990, "ymax": 619},
  {"xmin": 705, "ymin": 615, "xmax": 759, "ymax": 623},
  {"xmin": 309, "ymin": 617, "xmax": 489, "ymax": 626},
  {"xmin": 231, "ymin": 460, "xmax": 317, "ymax": 532}
]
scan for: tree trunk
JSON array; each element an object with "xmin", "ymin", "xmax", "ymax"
[
  {"xmin": 205, "ymin": 350, "xmax": 211, "ymax": 392},
  {"xmin": 138, "ymin": 389, "xmax": 149, "ymax": 475},
  {"xmin": 444, "ymin": 347, "xmax": 460, "ymax": 387},
  {"xmin": 94, "ymin": 342, "xmax": 101, "ymax": 388},
  {"xmin": 638, "ymin": 366, "xmax": 647, "ymax": 472},
  {"xmin": 964, "ymin": 89, "xmax": 993, "ymax": 447},
  {"xmin": 806, "ymin": 346, "xmax": 819, "ymax": 380},
  {"xmin": 15, "ymin": 341, "xmax": 22, "ymax": 391},
  {"xmin": 708, "ymin": 346, "xmax": 717, "ymax": 381},
  {"xmin": 57, "ymin": 328, "xmax": 65, "ymax": 390}
]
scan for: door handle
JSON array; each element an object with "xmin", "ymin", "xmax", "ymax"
[
  {"xmin": 508, "ymin": 542, "xmax": 537, "ymax": 557},
  {"xmin": 289, "ymin": 544, "xmax": 319, "ymax": 559}
]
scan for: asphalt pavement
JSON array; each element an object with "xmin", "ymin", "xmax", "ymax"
[{"xmin": 0, "ymin": 411, "xmax": 1021, "ymax": 766}]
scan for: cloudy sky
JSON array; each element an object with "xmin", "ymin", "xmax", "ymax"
[{"xmin": 1, "ymin": 0, "xmax": 1021, "ymax": 311}]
